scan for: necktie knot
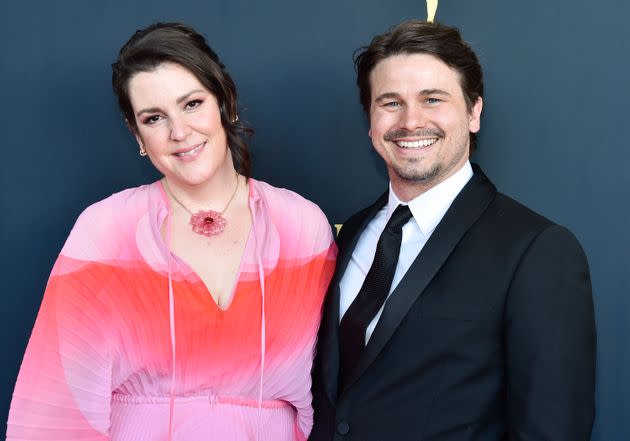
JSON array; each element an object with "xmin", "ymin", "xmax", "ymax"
[{"xmin": 385, "ymin": 204, "xmax": 413, "ymax": 233}]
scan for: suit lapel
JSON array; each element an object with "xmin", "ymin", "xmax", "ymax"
[
  {"xmin": 343, "ymin": 167, "xmax": 498, "ymax": 391},
  {"xmin": 337, "ymin": 192, "xmax": 389, "ymax": 279},
  {"xmin": 321, "ymin": 191, "xmax": 389, "ymax": 404}
]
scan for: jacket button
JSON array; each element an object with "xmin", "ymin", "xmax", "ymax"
[{"xmin": 337, "ymin": 421, "xmax": 350, "ymax": 435}]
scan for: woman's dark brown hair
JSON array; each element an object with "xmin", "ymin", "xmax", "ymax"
[
  {"xmin": 354, "ymin": 20, "xmax": 484, "ymax": 150},
  {"xmin": 112, "ymin": 22, "xmax": 252, "ymax": 176}
]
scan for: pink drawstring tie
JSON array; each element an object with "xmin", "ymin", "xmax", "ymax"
[
  {"xmin": 164, "ymin": 185, "xmax": 267, "ymax": 441},
  {"xmin": 250, "ymin": 197, "xmax": 267, "ymax": 441},
  {"xmin": 166, "ymin": 204, "xmax": 177, "ymax": 441}
]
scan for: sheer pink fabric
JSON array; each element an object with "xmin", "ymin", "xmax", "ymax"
[{"xmin": 7, "ymin": 179, "xmax": 336, "ymax": 441}]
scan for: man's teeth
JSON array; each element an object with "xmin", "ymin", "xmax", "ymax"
[
  {"xmin": 176, "ymin": 143, "xmax": 204, "ymax": 157},
  {"xmin": 397, "ymin": 138, "xmax": 438, "ymax": 148}
]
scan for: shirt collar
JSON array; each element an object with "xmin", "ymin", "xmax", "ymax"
[{"xmin": 387, "ymin": 161, "xmax": 474, "ymax": 236}]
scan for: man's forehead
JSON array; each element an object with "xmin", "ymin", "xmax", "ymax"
[{"xmin": 369, "ymin": 53, "xmax": 463, "ymax": 95}]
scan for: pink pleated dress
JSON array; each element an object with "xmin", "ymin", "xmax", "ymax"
[{"xmin": 7, "ymin": 179, "xmax": 336, "ymax": 441}]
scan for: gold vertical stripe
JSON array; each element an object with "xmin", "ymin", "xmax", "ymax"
[{"xmin": 426, "ymin": 0, "xmax": 439, "ymax": 22}]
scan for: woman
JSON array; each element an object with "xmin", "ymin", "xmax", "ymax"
[{"xmin": 7, "ymin": 23, "xmax": 336, "ymax": 441}]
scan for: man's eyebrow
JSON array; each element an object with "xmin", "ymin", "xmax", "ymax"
[
  {"xmin": 419, "ymin": 88, "xmax": 451, "ymax": 96},
  {"xmin": 374, "ymin": 92, "xmax": 401, "ymax": 102},
  {"xmin": 374, "ymin": 89, "xmax": 452, "ymax": 103},
  {"xmin": 136, "ymin": 89, "xmax": 205, "ymax": 116}
]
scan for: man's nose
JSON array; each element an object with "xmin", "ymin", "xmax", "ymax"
[{"xmin": 399, "ymin": 105, "xmax": 428, "ymax": 131}]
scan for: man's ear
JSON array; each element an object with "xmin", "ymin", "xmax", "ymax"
[{"xmin": 469, "ymin": 97, "xmax": 483, "ymax": 134}]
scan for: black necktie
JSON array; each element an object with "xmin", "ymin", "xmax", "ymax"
[{"xmin": 339, "ymin": 204, "xmax": 413, "ymax": 387}]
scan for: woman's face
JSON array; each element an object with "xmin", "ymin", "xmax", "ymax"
[{"xmin": 128, "ymin": 62, "xmax": 233, "ymax": 189}]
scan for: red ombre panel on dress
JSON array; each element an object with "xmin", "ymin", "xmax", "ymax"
[{"xmin": 7, "ymin": 179, "xmax": 336, "ymax": 441}]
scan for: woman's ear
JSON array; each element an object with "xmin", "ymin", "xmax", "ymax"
[{"xmin": 126, "ymin": 119, "xmax": 147, "ymax": 157}]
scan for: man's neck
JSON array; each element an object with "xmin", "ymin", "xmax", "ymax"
[{"xmin": 389, "ymin": 160, "xmax": 471, "ymax": 202}]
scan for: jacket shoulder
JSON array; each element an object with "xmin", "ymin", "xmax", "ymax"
[
  {"xmin": 335, "ymin": 195, "xmax": 385, "ymax": 249},
  {"xmin": 490, "ymin": 192, "xmax": 556, "ymax": 233}
]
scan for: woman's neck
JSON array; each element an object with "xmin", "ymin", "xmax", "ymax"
[{"xmin": 163, "ymin": 167, "xmax": 241, "ymax": 212}]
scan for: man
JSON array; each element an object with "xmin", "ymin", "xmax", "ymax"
[{"xmin": 310, "ymin": 20, "xmax": 595, "ymax": 441}]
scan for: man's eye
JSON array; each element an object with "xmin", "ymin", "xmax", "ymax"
[
  {"xmin": 426, "ymin": 97, "xmax": 441, "ymax": 104},
  {"xmin": 384, "ymin": 101, "xmax": 401, "ymax": 108},
  {"xmin": 185, "ymin": 99, "xmax": 203, "ymax": 110}
]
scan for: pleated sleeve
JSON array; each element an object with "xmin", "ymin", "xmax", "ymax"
[
  {"xmin": 255, "ymin": 183, "xmax": 337, "ymax": 439},
  {"xmin": 7, "ymin": 204, "xmax": 120, "ymax": 440}
]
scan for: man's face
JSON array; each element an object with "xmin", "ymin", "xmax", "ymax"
[{"xmin": 368, "ymin": 53, "xmax": 482, "ymax": 200}]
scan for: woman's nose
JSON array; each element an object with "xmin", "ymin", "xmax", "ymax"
[{"xmin": 169, "ymin": 116, "xmax": 192, "ymax": 141}]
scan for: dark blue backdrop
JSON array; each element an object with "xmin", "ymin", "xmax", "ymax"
[{"xmin": 1, "ymin": 0, "xmax": 628, "ymax": 439}]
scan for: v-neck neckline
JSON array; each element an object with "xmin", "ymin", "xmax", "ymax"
[
  {"xmin": 156, "ymin": 180, "xmax": 255, "ymax": 312},
  {"xmin": 169, "ymin": 225, "xmax": 253, "ymax": 312}
]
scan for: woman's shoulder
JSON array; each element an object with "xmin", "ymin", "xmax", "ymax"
[
  {"xmin": 250, "ymin": 178, "xmax": 329, "ymax": 225},
  {"xmin": 74, "ymin": 183, "xmax": 157, "ymax": 228},
  {"xmin": 250, "ymin": 178, "xmax": 336, "ymax": 260},
  {"xmin": 61, "ymin": 182, "xmax": 160, "ymax": 259}
]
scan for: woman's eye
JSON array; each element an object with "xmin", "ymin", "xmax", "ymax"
[
  {"xmin": 185, "ymin": 99, "xmax": 203, "ymax": 110},
  {"xmin": 143, "ymin": 115, "xmax": 162, "ymax": 125}
]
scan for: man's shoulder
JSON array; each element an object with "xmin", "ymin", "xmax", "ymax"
[
  {"xmin": 342, "ymin": 203, "xmax": 377, "ymax": 230},
  {"xmin": 488, "ymin": 190, "xmax": 557, "ymax": 233},
  {"xmin": 470, "ymin": 165, "xmax": 559, "ymax": 235},
  {"xmin": 335, "ymin": 193, "xmax": 386, "ymax": 247}
]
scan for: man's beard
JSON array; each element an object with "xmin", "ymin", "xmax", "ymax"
[
  {"xmin": 383, "ymin": 127, "xmax": 445, "ymax": 182},
  {"xmin": 391, "ymin": 158, "xmax": 442, "ymax": 183}
]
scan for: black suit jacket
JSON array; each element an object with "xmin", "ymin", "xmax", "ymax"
[{"xmin": 310, "ymin": 166, "xmax": 595, "ymax": 441}]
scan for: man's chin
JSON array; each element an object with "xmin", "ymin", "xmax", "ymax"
[{"xmin": 393, "ymin": 164, "xmax": 441, "ymax": 183}]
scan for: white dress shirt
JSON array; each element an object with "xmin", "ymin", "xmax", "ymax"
[{"xmin": 339, "ymin": 161, "xmax": 474, "ymax": 344}]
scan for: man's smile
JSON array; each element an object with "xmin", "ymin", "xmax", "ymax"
[{"xmin": 395, "ymin": 138, "xmax": 439, "ymax": 148}]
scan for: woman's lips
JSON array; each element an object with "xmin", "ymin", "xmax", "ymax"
[{"xmin": 173, "ymin": 142, "xmax": 206, "ymax": 161}]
